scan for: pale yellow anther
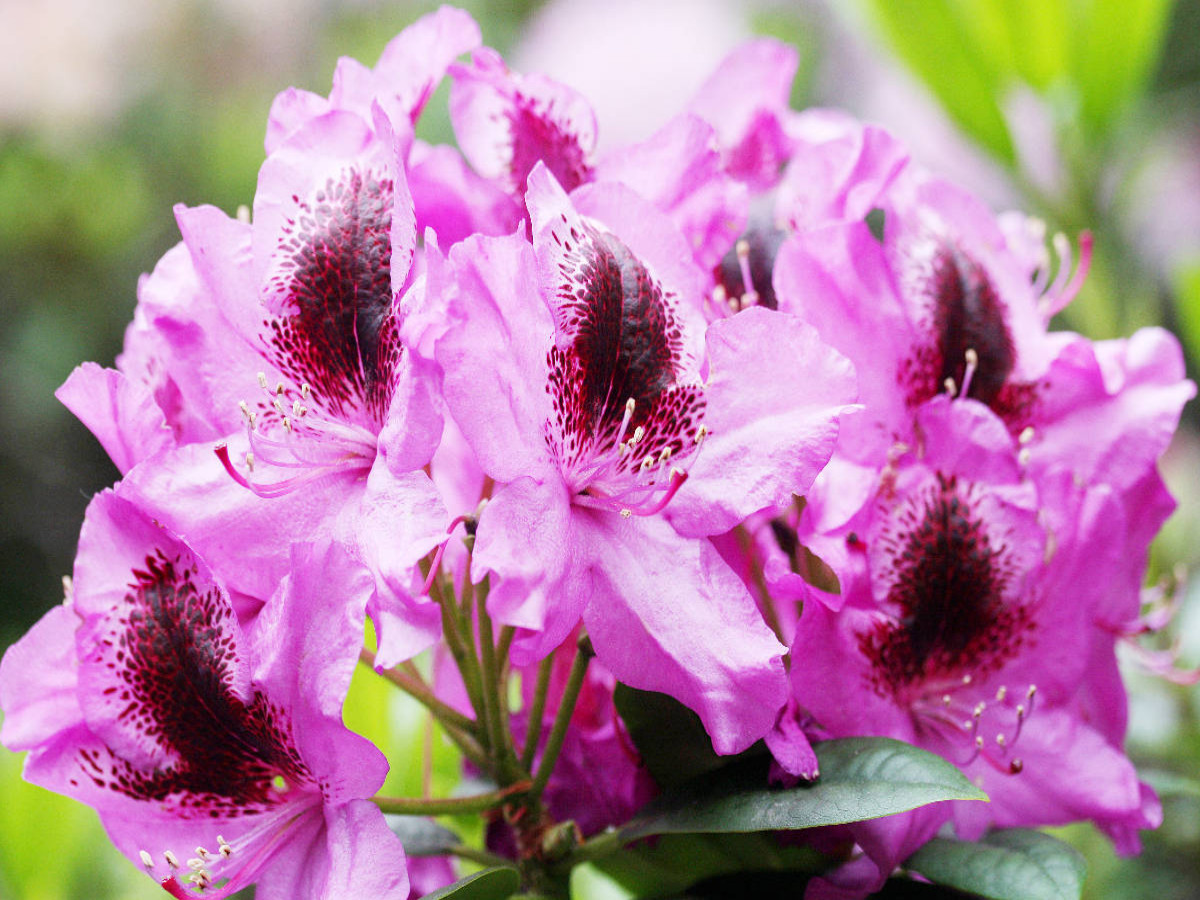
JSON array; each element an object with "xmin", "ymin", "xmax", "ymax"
[
  {"xmin": 694, "ymin": 425, "xmax": 708, "ymax": 444},
  {"xmin": 301, "ymin": 383, "xmax": 312, "ymax": 399},
  {"xmin": 245, "ymin": 452, "xmax": 256, "ymax": 472},
  {"xmin": 640, "ymin": 456, "xmax": 655, "ymax": 472},
  {"xmin": 625, "ymin": 398, "xmax": 636, "ymax": 415},
  {"xmin": 975, "ymin": 735, "xmax": 985, "ymax": 749},
  {"xmin": 275, "ymin": 382, "xmax": 285, "ymax": 396},
  {"xmin": 188, "ymin": 858, "xmax": 206, "ymax": 871},
  {"xmin": 942, "ymin": 694, "xmax": 952, "ymax": 706},
  {"xmin": 995, "ymin": 733, "xmax": 1007, "ymax": 747},
  {"xmin": 961, "ymin": 674, "xmax": 973, "ymax": 686},
  {"xmin": 965, "ymin": 347, "xmax": 979, "ymax": 368},
  {"xmin": 1018, "ymin": 426, "xmax": 1035, "ymax": 445},
  {"xmin": 164, "ymin": 850, "xmax": 180, "ymax": 870},
  {"xmin": 620, "ymin": 508, "xmax": 632, "ymax": 519},
  {"xmin": 996, "ymin": 686, "xmax": 1008, "ymax": 702},
  {"xmin": 630, "ymin": 426, "xmax": 645, "ymax": 446},
  {"xmin": 258, "ymin": 372, "xmax": 269, "ymax": 390},
  {"xmin": 195, "ymin": 847, "xmax": 211, "ymax": 860},
  {"xmin": 236, "ymin": 204, "xmax": 251, "ymax": 224},
  {"xmin": 239, "ymin": 400, "xmax": 251, "ymax": 419},
  {"xmin": 140, "ymin": 850, "xmax": 155, "ymax": 869},
  {"xmin": 736, "ymin": 239, "xmax": 751, "ymax": 262},
  {"xmin": 1015, "ymin": 704, "xmax": 1025, "ymax": 718},
  {"xmin": 973, "ymin": 703, "xmax": 985, "ymax": 718},
  {"xmin": 944, "ymin": 377, "xmax": 957, "ymax": 396},
  {"xmin": 1018, "ymin": 447, "xmax": 1031, "ymax": 467},
  {"xmin": 282, "ymin": 416, "xmax": 293, "ymax": 433}
]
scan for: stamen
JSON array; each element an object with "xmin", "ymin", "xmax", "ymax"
[
  {"xmin": 735, "ymin": 239, "xmax": 759, "ymax": 308},
  {"xmin": 944, "ymin": 377, "xmax": 957, "ymax": 396},
  {"xmin": 140, "ymin": 850, "xmax": 155, "ymax": 870},
  {"xmin": 959, "ymin": 348, "xmax": 978, "ymax": 399},
  {"xmin": 1018, "ymin": 426, "xmax": 1035, "ymax": 445},
  {"xmin": 257, "ymin": 372, "xmax": 269, "ymax": 390},
  {"xmin": 163, "ymin": 850, "xmax": 180, "ymax": 870},
  {"xmin": 236, "ymin": 204, "xmax": 251, "ymax": 224}
]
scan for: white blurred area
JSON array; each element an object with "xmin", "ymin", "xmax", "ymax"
[{"xmin": 0, "ymin": 0, "xmax": 331, "ymax": 134}]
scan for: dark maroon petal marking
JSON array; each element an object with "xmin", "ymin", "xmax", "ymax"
[
  {"xmin": 545, "ymin": 222, "xmax": 703, "ymax": 476},
  {"xmin": 265, "ymin": 169, "xmax": 400, "ymax": 425},
  {"xmin": 714, "ymin": 213, "xmax": 787, "ymax": 311},
  {"xmin": 83, "ymin": 549, "xmax": 309, "ymax": 816},
  {"xmin": 900, "ymin": 242, "xmax": 1041, "ymax": 426},
  {"xmin": 861, "ymin": 475, "xmax": 1033, "ymax": 697},
  {"xmin": 507, "ymin": 95, "xmax": 593, "ymax": 198}
]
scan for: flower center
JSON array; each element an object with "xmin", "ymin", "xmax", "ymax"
[
  {"xmin": 900, "ymin": 242, "xmax": 1039, "ymax": 424},
  {"xmin": 264, "ymin": 168, "xmax": 400, "ymax": 427},
  {"xmin": 861, "ymin": 475, "xmax": 1032, "ymax": 698},
  {"xmin": 545, "ymin": 225, "xmax": 704, "ymax": 514},
  {"xmin": 80, "ymin": 549, "xmax": 311, "ymax": 815}
]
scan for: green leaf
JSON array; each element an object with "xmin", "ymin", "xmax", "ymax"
[
  {"xmin": 577, "ymin": 833, "xmax": 825, "ymax": 899},
  {"xmin": 905, "ymin": 829, "xmax": 1086, "ymax": 900},
  {"xmin": 1171, "ymin": 260, "xmax": 1200, "ymax": 369},
  {"xmin": 422, "ymin": 866, "xmax": 521, "ymax": 900},
  {"xmin": 1067, "ymin": 0, "xmax": 1173, "ymax": 138},
  {"xmin": 384, "ymin": 815, "xmax": 462, "ymax": 857},
  {"xmin": 864, "ymin": 0, "xmax": 1015, "ymax": 163},
  {"xmin": 613, "ymin": 686, "xmax": 732, "ymax": 790},
  {"xmin": 620, "ymin": 737, "xmax": 987, "ymax": 842}
]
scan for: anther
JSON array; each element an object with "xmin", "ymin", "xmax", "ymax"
[
  {"xmin": 995, "ymin": 685, "xmax": 1008, "ymax": 702},
  {"xmin": 1018, "ymin": 426, "xmax": 1035, "ymax": 445},
  {"xmin": 188, "ymin": 858, "xmax": 206, "ymax": 872},
  {"xmin": 282, "ymin": 416, "xmax": 293, "ymax": 433},
  {"xmin": 944, "ymin": 377, "xmax": 957, "ymax": 396},
  {"xmin": 995, "ymin": 733, "xmax": 1007, "ymax": 747},
  {"xmin": 629, "ymin": 426, "xmax": 645, "ymax": 446},
  {"xmin": 245, "ymin": 452, "xmax": 255, "ymax": 471},
  {"xmin": 1018, "ymin": 447, "xmax": 1031, "ymax": 467},
  {"xmin": 1009, "ymin": 758, "xmax": 1024, "ymax": 774},
  {"xmin": 195, "ymin": 847, "xmax": 211, "ymax": 861},
  {"xmin": 258, "ymin": 372, "xmax": 269, "ymax": 390},
  {"xmin": 301, "ymin": 383, "xmax": 312, "ymax": 400},
  {"xmin": 695, "ymin": 425, "xmax": 708, "ymax": 444},
  {"xmin": 140, "ymin": 850, "xmax": 155, "ymax": 870},
  {"xmin": 620, "ymin": 509, "xmax": 632, "ymax": 519},
  {"xmin": 960, "ymin": 348, "xmax": 979, "ymax": 398},
  {"xmin": 218, "ymin": 836, "xmax": 233, "ymax": 858},
  {"xmin": 236, "ymin": 204, "xmax": 250, "ymax": 223},
  {"xmin": 163, "ymin": 850, "xmax": 180, "ymax": 870}
]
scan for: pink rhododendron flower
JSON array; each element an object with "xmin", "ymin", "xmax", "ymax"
[
  {"xmin": 0, "ymin": 491, "xmax": 407, "ymax": 899},
  {"xmin": 435, "ymin": 163, "xmax": 856, "ymax": 753},
  {"xmin": 780, "ymin": 400, "xmax": 1164, "ymax": 897}
]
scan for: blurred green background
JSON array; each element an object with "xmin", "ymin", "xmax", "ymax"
[{"xmin": 0, "ymin": 1, "xmax": 1197, "ymax": 897}]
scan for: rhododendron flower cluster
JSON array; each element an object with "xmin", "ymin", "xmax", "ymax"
[{"xmin": 3, "ymin": 8, "xmax": 1193, "ymax": 900}]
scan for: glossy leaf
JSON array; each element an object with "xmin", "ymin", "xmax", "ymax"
[
  {"xmin": 422, "ymin": 866, "xmax": 521, "ymax": 900},
  {"xmin": 577, "ymin": 833, "xmax": 825, "ymax": 899},
  {"xmin": 905, "ymin": 829, "xmax": 1085, "ymax": 900},
  {"xmin": 620, "ymin": 737, "xmax": 987, "ymax": 842},
  {"xmin": 613, "ymin": 685, "xmax": 732, "ymax": 790}
]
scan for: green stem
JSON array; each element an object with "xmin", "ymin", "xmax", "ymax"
[
  {"xmin": 372, "ymin": 780, "xmax": 531, "ymax": 817},
  {"xmin": 446, "ymin": 844, "xmax": 513, "ymax": 869},
  {"xmin": 437, "ymin": 575, "xmax": 486, "ymax": 727},
  {"xmin": 361, "ymin": 649, "xmax": 478, "ymax": 736},
  {"xmin": 568, "ymin": 828, "xmax": 624, "ymax": 866},
  {"xmin": 529, "ymin": 634, "xmax": 594, "ymax": 801},
  {"xmin": 520, "ymin": 654, "xmax": 555, "ymax": 772}
]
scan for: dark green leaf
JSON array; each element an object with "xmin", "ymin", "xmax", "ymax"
[
  {"xmin": 905, "ymin": 829, "xmax": 1085, "ymax": 900},
  {"xmin": 613, "ymin": 686, "xmax": 735, "ymax": 790},
  {"xmin": 422, "ymin": 866, "xmax": 521, "ymax": 900},
  {"xmin": 578, "ymin": 833, "xmax": 825, "ymax": 898},
  {"xmin": 384, "ymin": 815, "xmax": 462, "ymax": 856},
  {"xmin": 621, "ymin": 737, "xmax": 987, "ymax": 842}
]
